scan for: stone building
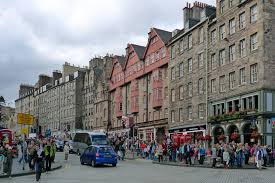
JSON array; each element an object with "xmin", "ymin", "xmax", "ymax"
[
  {"xmin": 0, "ymin": 105, "xmax": 16, "ymax": 130},
  {"xmin": 15, "ymin": 63, "xmax": 86, "ymax": 135},
  {"xmin": 207, "ymin": 0, "xmax": 275, "ymax": 147},
  {"xmin": 167, "ymin": 2, "xmax": 215, "ymax": 141},
  {"xmin": 167, "ymin": 0, "xmax": 275, "ymax": 147},
  {"xmin": 83, "ymin": 56, "xmax": 113, "ymax": 131},
  {"xmin": 109, "ymin": 28, "xmax": 171, "ymax": 142}
]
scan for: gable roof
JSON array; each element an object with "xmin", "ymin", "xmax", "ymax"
[
  {"xmin": 117, "ymin": 55, "xmax": 126, "ymax": 68},
  {"xmin": 154, "ymin": 28, "xmax": 172, "ymax": 44},
  {"xmin": 142, "ymin": 28, "xmax": 172, "ymax": 59},
  {"xmin": 109, "ymin": 55, "xmax": 125, "ymax": 79},
  {"xmin": 131, "ymin": 44, "xmax": 145, "ymax": 60}
]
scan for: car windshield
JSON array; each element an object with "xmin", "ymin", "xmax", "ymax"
[
  {"xmin": 91, "ymin": 135, "xmax": 107, "ymax": 145},
  {"xmin": 56, "ymin": 141, "xmax": 64, "ymax": 145},
  {"xmin": 98, "ymin": 146, "xmax": 114, "ymax": 153}
]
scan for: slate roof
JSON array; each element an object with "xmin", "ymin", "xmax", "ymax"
[
  {"xmin": 154, "ymin": 28, "xmax": 172, "ymax": 44},
  {"xmin": 131, "ymin": 44, "xmax": 146, "ymax": 60},
  {"xmin": 116, "ymin": 55, "xmax": 126, "ymax": 68}
]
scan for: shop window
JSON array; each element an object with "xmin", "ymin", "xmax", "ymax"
[
  {"xmin": 228, "ymin": 101, "xmax": 233, "ymax": 112},
  {"xmin": 243, "ymin": 98, "xmax": 247, "ymax": 110},
  {"xmin": 221, "ymin": 103, "xmax": 225, "ymax": 114},
  {"xmin": 234, "ymin": 100, "xmax": 240, "ymax": 111},
  {"xmin": 248, "ymin": 97, "xmax": 253, "ymax": 109},
  {"xmin": 254, "ymin": 95, "xmax": 258, "ymax": 110}
]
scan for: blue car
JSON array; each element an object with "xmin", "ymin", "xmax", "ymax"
[{"xmin": 80, "ymin": 145, "xmax": 117, "ymax": 167}]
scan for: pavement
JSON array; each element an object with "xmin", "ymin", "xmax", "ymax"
[
  {"xmin": 0, "ymin": 153, "xmax": 275, "ymax": 183},
  {"xmin": 152, "ymin": 160, "xmax": 264, "ymax": 169},
  {"xmin": 0, "ymin": 152, "xmax": 63, "ymax": 178}
]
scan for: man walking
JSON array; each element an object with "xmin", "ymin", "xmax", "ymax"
[{"xmin": 44, "ymin": 141, "xmax": 53, "ymax": 172}]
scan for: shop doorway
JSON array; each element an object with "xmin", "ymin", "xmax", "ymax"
[
  {"xmin": 242, "ymin": 122, "xmax": 258, "ymax": 145},
  {"xmin": 212, "ymin": 126, "xmax": 225, "ymax": 144},
  {"xmin": 227, "ymin": 125, "xmax": 240, "ymax": 143}
]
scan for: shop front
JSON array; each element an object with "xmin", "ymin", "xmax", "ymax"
[
  {"xmin": 168, "ymin": 124, "xmax": 206, "ymax": 143},
  {"xmin": 138, "ymin": 125, "xmax": 168, "ymax": 143}
]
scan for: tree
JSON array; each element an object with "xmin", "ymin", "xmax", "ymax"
[{"xmin": 0, "ymin": 96, "xmax": 5, "ymax": 104}]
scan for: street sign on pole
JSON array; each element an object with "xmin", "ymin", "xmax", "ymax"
[{"xmin": 17, "ymin": 113, "xmax": 33, "ymax": 125}]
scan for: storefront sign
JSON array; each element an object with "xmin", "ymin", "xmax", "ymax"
[{"xmin": 168, "ymin": 125, "xmax": 206, "ymax": 133}]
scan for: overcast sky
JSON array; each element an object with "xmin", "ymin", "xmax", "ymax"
[{"xmin": 0, "ymin": 0, "xmax": 215, "ymax": 105}]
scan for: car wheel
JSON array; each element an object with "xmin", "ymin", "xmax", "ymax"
[
  {"xmin": 80, "ymin": 158, "xmax": 84, "ymax": 165},
  {"xmin": 112, "ymin": 163, "xmax": 117, "ymax": 167},
  {"xmin": 91, "ymin": 160, "xmax": 96, "ymax": 167}
]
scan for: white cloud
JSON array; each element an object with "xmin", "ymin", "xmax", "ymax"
[{"xmin": 0, "ymin": 0, "xmax": 216, "ymax": 103}]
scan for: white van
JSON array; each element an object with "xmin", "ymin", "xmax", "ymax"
[{"xmin": 72, "ymin": 131, "xmax": 107, "ymax": 155}]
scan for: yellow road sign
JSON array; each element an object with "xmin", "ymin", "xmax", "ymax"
[
  {"xmin": 17, "ymin": 113, "xmax": 33, "ymax": 125},
  {"xmin": 21, "ymin": 128, "xmax": 29, "ymax": 135}
]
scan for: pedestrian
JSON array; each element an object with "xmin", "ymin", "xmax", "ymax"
[
  {"xmin": 211, "ymin": 144, "xmax": 217, "ymax": 168},
  {"xmin": 244, "ymin": 143, "xmax": 250, "ymax": 165},
  {"xmin": 44, "ymin": 141, "xmax": 53, "ymax": 172},
  {"xmin": 266, "ymin": 145, "xmax": 273, "ymax": 165},
  {"xmin": 157, "ymin": 143, "xmax": 163, "ymax": 162},
  {"xmin": 51, "ymin": 140, "xmax": 56, "ymax": 163},
  {"xmin": 236, "ymin": 144, "xmax": 243, "ymax": 168},
  {"xmin": 262, "ymin": 146, "xmax": 268, "ymax": 167},
  {"xmin": 162, "ymin": 140, "xmax": 168, "ymax": 161},
  {"xmin": 3, "ymin": 145, "xmax": 13, "ymax": 177},
  {"xmin": 223, "ymin": 148, "xmax": 230, "ymax": 169},
  {"xmin": 64, "ymin": 142, "xmax": 70, "ymax": 161},
  {"xmin": 27, "ymin": 140, "xmax": 36, "ymax": 170},
  {"xmin": 33, "ymin": 144, "xmax": 44, "ymax": 182},
  {"xmin": 171, "ymin": 142, "xmax": 177, "ymax": 162},
  {"xmin": 198, "ymin": 145, "xmax": 206, "ymax": 165},
  {"xmin": 18, "ymin": 140, "xmax": 28, "ymax": 164},
  {"xmin": 256, "ymin": 147, "xmax": 263, "ymax": 170}
]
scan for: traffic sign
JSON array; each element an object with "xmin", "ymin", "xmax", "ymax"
[
  {"xmin": 21, "ymin": 128, "xmax": 29, "ymax": 135},
  {"xmin": 17, "ymin": 113, "xmax": 33, "ymax": 125}
]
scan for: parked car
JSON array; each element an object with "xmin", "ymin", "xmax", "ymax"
[
  {"xmin": 80, "ymin": 145, "xmax": 117, "ymax": 167},
  {"xmin": 55, "ymin": 140, "xmax": 64, "ymax": 152}
]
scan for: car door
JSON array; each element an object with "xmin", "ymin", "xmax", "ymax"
[
  {"xmin": 82, "ymin": 148, "xmax": 89, "ymax": 163},
  {"xmin": 91, "ymin": 146, "xmax": 96, "ymax": 161},
  {"xmin": 86, "ymin": 147, "xmax": 93, "ymax": 163}
]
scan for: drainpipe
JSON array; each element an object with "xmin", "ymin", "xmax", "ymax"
[
  {"xmin": 205, "ymin": 18, "xmax": 209, "ymax": 137},
  {"xmin": 146, "ymin": 75, "xmax": 149, "ymax": 123}
]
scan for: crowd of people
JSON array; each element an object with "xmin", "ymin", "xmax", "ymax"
[
  {"xmin": 132, "ymin": 138, "xmax": 275, "ymax": 169},
  {"xmin": 0, "ymin": 137, "xmax": 70, "ymax": 181}
]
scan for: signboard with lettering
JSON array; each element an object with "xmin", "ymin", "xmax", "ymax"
[{"xmin": 17, "ymin": 113, "xmax": 33, "ymax": 125}]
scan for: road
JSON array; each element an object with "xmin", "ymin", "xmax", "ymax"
[{"xmin": 1, "ymin": 152, "xmax": 275, "ymax": 183}]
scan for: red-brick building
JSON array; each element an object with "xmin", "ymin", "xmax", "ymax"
[{"xmin": 109, "ymin": 28, "xmax": 171, "ymax": 142}]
